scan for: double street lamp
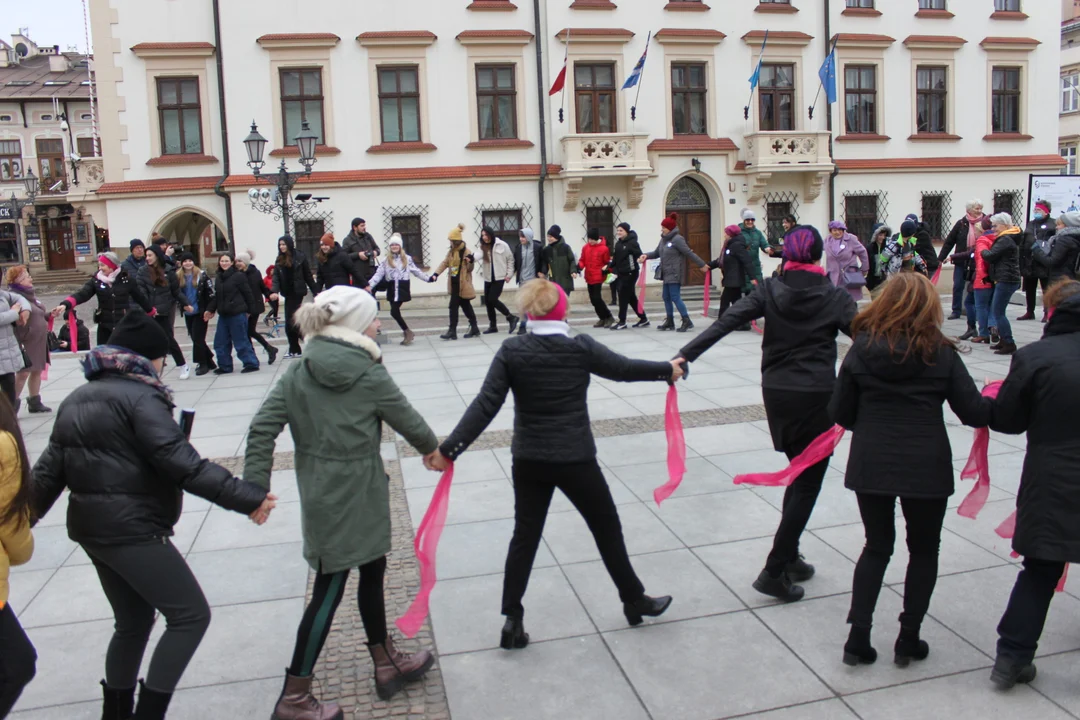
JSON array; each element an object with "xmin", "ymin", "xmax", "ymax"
[
  {"xmin": 3, "ymin": 169, "xmax": 39, "ymax": 221},
  {"xmin": 243, "ymin": 120, "xmax": 319, "ymax": 237}
]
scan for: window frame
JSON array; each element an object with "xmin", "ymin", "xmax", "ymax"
[
  {"xmin": 574, "ymin": 62, "xmax": 618, "ymax": 134},
  {"xmin": 377, "ymin": 65, "xmax": 423, "ymax": 144},
  {"xmin": 916, "ymin": 65, "xmax": 948, "ymax": 134},
  {"xmin": 671, "ymin": 62, "xmax": 708, "ymax": 135},
  {"xmin": 481, "ymin": 209, "xmax": 524, "ymax": 245},
  {"xmin": 845, "ymin": 0, "xmax": 874, "ymax": 7},
  {"xmin": 475, "ymin": 63, "xmax": 518, "ymax": 141},
  {"xmin": 918, "ymin": 0, "xmax": 946, "ymax": 8},
  {"xmin": 844, "ymin": 194, "xmax": 879, "ymax": 248},
  {"xmin": 1063, "ymin": 74, "xmax": 1079, "ymax": 114},
  {"xmin": 994, "ymin": 0, "xmax": 1020, "ymax": 11},
  {"xmin": 1060, "ymin": 145, "xmax": 1077, "ymax": 175},
  {"xmin": 156, "ymin": 75, "xmax": 203, "ymax": 156},
  {"xmin": 0, "ymin": 139, "xmax": 22, "ymax": 181},
  {"xmin": 76, "ymin": 137, "xmax": 99, "ymax": 158},
  {"xmin": 279, "ymin": 68, "xmax": 326, "ymax": 146},
  {"xmin": 35, "ymin": 138, "xmax": 68, "ymax": 193},
  {"xmin": 758, "ymin": 63, "xmax": 796, "ymax": 132},
  {"xmin": 991, "ymin": 66, "xmax": 1022, "ymax": 134},
  {"xmin": 391, "ymin": 214, "xmax": 426, "ymax": 267},
  {"xmin": 585, "ymin": 206, "xmax": 616, "ymax": 246},
  {"xmin": 843, "ymin": 64, "xmax": 877, "ymax": 135}
]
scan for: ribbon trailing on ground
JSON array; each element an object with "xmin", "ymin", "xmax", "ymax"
[
  {"xmin": 396, "ymin": 461, "xmax": 455, "ymax": 637},
  {"xmin": 653, "ymin": 385, "xmax": 686, "ymax": 506},
  {"xmin": 702, "ymin": 269, "xmax": 711, "ymax": 319},
  {"xmin": 930, "ymin": 265, "xmax": 943, "ymax": 286},
  {"xmin": 734, "ymin": 425, "xmax": 845, "ymax": 487},
  {"xmin": 956, "ymin": 381, "xmax": 1004, "ymax": 519},
  {"xmin": 994, "ymin": 510, "xmax": 1068, "ymax": 592},
  {"xmin": 636, "ymin": 264, "xmax": 647, "ymax": 317},
  {"xmin": 751, "ymin": 320, "xmax": 764, "ymax": 335}
]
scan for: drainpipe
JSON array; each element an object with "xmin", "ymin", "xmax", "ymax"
[
  {"xmin": 532, "ymin": 0, "xmax": 547, "ymax": 236},
  {"xmin": 211, "ymin": 0, "xmax": 235, "ymax": 250},
  {"xmin": 824, "ymin": 0, "xmax": 838, "ymax": 219}
]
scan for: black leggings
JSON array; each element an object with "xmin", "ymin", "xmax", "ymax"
[
  {"xmin": 390, "ymin": 301, "xmax": 409, "ymax": 331},
  {"xmin": 288, "ymin": 556, "xmax": 388, "ymax": 677},
  {"xmin": 719, "ymin": 286, "xmax": 743, "ymax": 314},
  {"xmin": 153, "ymin": 315, "xmax": 186, "ymax": 367},
  {"xmin": 247, "ymin": 314, "xmax": 273, "ymax": 353},
  {"xmin": 0, "ymin": 373, "xmax": 14, "ymax": 407},
  {"xmin": 616, "ymin": 271, "xmax": 645, "ymax": 324},
  {"xmin": 0, "ymin": 603, "xmax": 36, "ymax": 717},
  {"xmin": 284, "ymin": 294, "xmax": 303, "ymax": 355},
  {"xmin": 484, "ymin": 280, "xmax": 513, "ymax": 327},
  {"xmin": 1024, "ymin": 276, "xmax": 1049, "ymax": 314},
  {"xmin": 184, "ymin": 313, "xmax": 213, "ymax": 368},
  {"xmin": 84, "ymin": 539, "xmax": 212, "ymax": 693},
  {"xmin": 449, "ymin": 277, "xmax": 478, "ymax": 331},
  {"xmin": 847, "ymin": 494, "xmax": 948, "ymax": 629},
  {"xmin": 587, "ymin": 283, "xmax": 614, "ymax": 321}
]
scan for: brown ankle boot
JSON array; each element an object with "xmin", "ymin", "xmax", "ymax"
[
  {"xmin": 401, "ymin": 329, "xmax": 415, "ymax": 346},
  {"xmin": 271, "ymin": 671, "xmax": 343, "ymax": 720},
  {"xmin": 368, "ymin": 637, "xmax": 435, "ymax": 701}
]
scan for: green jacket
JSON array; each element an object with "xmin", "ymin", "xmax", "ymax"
[
  {"xmin": 244, "ymin": 332, "xmax": 438, "ymax": 573},
  {"xmin": 740, "ymin": 222, "xmax": 769, "ymax": 292},
  {"xmin": 543, "ymin": 239, "xmax": 577, "ymax": 294}
]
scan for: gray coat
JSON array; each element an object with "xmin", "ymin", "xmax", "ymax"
[
  {"xmin": 645, "ymin": 230, "xmax": 706, "ymax": 284},
  {"xmin": 0, "ymin": 290, "xmax": 29, "ymax": 375}
]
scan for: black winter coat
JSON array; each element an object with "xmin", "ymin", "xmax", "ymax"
[
  {"xmin": 708, "ymin": 232, "xmax": 753, "ymax": 289},
  {"xmin": 830, "ymin": 335, "xmax": 991, "ymax": 499},
  {"xmin": 1033, "ymin": 227, "xmax": 1080, "ymax": 283},
  {"xmin": 895, "ymin": 222, "xmax": 938, "ymax": 273},
  {"xmin": 136, "ymin": 265, "xmax": 187, "ymax": 317},
  {"xmin": 316, "ymin": 244, "xmax": 360, "ymax": 292},
  {"xmin": 207, "ymin": 266, "xmax": 254, "ymax": 317},
  {"xmin": 272, "ymin": 251, "xmax": 318, "ymax": 298},
  {"xmin": 679, "ymin": 270, "xmax": 857, "ymax": 394},
  {"xmin": 63, "ymin": 271, "xmax": 153, "ymax": 328},
  {"xmin": 342, "ymin": 230, "xmax": 379, "ymax": 285},
  {"xmin": 991, "ymin": 296, "xmax": 1080, "ymax": 562},
  {"xmin": 31, "ymin": 373, "xmax": 267, "ymax": 544},
  {"xmin": 1020, "ymin": 218, "xmax": 1056, "ymax": 279},
  {"xmin": 939, "ymin": 216, "xmax": 974, "ymax": 263},
  {"xmin": 242, "ymin": 264, "xmax": 269, "ymax": 315},
  {"xmin": 511, "ymin": 239, "xmax": 545, "ymax": 283},
  {"xmin": 440, "ymin": 333, "xmax": 672, "ymax": 463},
  {"xmin": 982, "ymin": 231, "xmax": 1022, "ymax": 285},
  {"xmin": 610, "ymin": 231, "xmax": 643, "ymax": 275}
]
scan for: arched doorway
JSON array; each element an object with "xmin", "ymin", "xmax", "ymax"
[
  {"xmin": 666, "ymin": 176, "xmax": 711, "ymax": 286},
  {"xmin": 155, "ymin": 207, "xmax": 228, "ymax": 264}
]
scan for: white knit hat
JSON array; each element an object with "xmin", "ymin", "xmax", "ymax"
[
  {"xmin": 235, "ymin": 251, "xmax": 252, "ymax": 265},
  {"xmin": 741, "ymin": 208, "xmax": 756, "ymax": 221},
  {"xmin": 312, "ymin": 285, "xmax": 378, "ymax": 335},
  {"xmin": 388, "ymin": 232, "xmax": 403, "ymax": 247}
]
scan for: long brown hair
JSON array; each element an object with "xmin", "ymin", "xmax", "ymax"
[
  {"xmin": 851, "ymin": 272, "xmax": 957, "ymax": 364},
  {"xmin": 148, "ymin": 254, "xmax": 167, "ymax": 287},
  {"xmin": 0, "ymin": 394, "xmax": 32, "ymax": 528}
]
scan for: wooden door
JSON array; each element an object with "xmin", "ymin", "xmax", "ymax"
[
  {"xmin": 46, "ymin": 226, "xmax": 75, "ymax": 270},
  {"xmin": 684, "ymin": 211, "xmax": 711, "ymax": 286}
]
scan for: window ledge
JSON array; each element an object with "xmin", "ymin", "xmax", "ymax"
[
  {"xmin": 146, "ymin": 154, "xmax": 219, "ymax": 166},
  {"xmin": 915, "ymin": 8, "xmax": 954, "ymax": 18},
  {"xmin": 755, "ymin": 3, "xmax": 798, "ymax": 13},
  {"xmin": 983, "ymin": 133, "xmax": 1033, "ymax": 142},
  {"xmin": 269, "ymin": 145, "xmax": 341, "ymax": 157},
  {"xmin": 836, "ymin": 134, "xmax": 891, "ymax": 142},
  {"xmin": 664, "ymin": 1, "xmax": 710, "ymax": 10},
  {"xmin": 466, "ymin": 139, "xmax": 535, "ymax": 150},
  {"xmin": 569, "ymin": 0, "xmax": 617, "ymax": 8},
  {"xmin": 990, "ymin": 11, "xmax": 1028, "ymax": 20},
  {"xmin": 908, "ymin": 133, "xmax": 962, "ymax": 142},
  {"xmin": 842, "ymin": 7, "xmax": 882, "ymax": 17},
  {"xmin": 367, "ymin": 142, "xmax": 438, "ymax": 154},
  {"xmin": 466, "ymin": 0, "xmax": 518, "ymax": 9}
]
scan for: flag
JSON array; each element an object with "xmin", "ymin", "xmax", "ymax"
[
  {"xmin": 818, "ymin": 41, "xmax": 837, "ymax": 104},
  {"xmin": 748, "ymin": 30, "xmax": 769, "ymax": 91},
  {"xmin": 549, "ymin": 63, "xmax": 567, "ymax": 96},
  {"xmin": 622, "ymin": 34, "xmax": 650, "ymax": 90}
]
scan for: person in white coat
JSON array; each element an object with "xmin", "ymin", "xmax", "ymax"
[
  {"xmin": 477, "ymin": 227, "xmax": 519, "ymax": 335},
  {"xmin": 366, "ymin": 234, "xmax": 436, "ymax": 345}
]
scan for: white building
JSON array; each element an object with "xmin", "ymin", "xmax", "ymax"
[
  {"xmin": 89, "ymin": 0, "xmax": 1063, "ymax": 296},
  {"xmin": 1060, "ymin": 2, "xmax": 1080, "ymax": 174}
]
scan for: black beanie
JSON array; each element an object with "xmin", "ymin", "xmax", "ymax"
[
  {"xmin": 130, "ymin": 238, "xmax": 145, "ymax": 251},
  {"xmin": 108, "ymin": 311, "xmax": 170, "ymax": 360},
  {"xmin": 179, "ymin": 251, "xmax": 195, "ymax": 263},
  {"xmin": 547, "ymin": 225, "xmax": 562, "ymax": 239},
  {"xmin": 148, "ymin": 244, "xmax": 167, "ymax": 265},
  {"xmin": 617, "ymin": 222, "xmax": 631, "ymax": 233},
  {"xmin": 587, "ymin": 228, "xmax": 600, "ymax": 241}
]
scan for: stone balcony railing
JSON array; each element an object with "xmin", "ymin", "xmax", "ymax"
[
  {"xmin": 744, "ymin": 131, "xmax": 833, "ymax": 169},
  {"xmin": 559, "ymin": 133, "xmax": 653, "ymax": 210}
]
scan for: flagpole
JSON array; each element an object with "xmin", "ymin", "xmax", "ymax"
[
  {"xmin": 808, "ymin": 36, "xmax": 839, "ymax": 121},
  {"xmin": 631, "ymin": 31, "xmax": 651, "ymax": 124},
  {"xmin": 745, "ymin": 30, "xmax": 768, "ymax": 121},
  {"xmin": 560, "ymin": 28, "xmax": 570, "ymax": 123}
]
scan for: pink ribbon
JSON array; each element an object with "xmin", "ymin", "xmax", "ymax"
[
  {"xmin": 44, "ymin": 315, "xmax": 53, "ymax": 381},
  {"xmin": 636, "ymin": 265, "xmax": 647, "ymax": 317},
  {"xmin": 751, "ymin": 320, "xmax": 763, "ymax": 335},
  {"xmin": 68, "ymin": 312, "xmax": 78, "ymax": 353},
  {"xmin": 956, "ymin": 381, "xmax": 1004, "ymax": 519},
  {"xmin": 734, "ymin": 425, "xmax": 845, "ymax": 487},
  {"xmin": 994, "ymin": 510, "xmax": 1068, "ymax": 592},
  {"xmin": 702, "ymin": 269, "xmax": 711, "ymax": 319},
  {"xmin": 931, "ymin": 265, "xmax": 943, "ymax": 286},
  {"xmin": 653, "ymin": 385, "xmax": 686, "ymax": 506},
  {"xmin": 396, "ymin": 461, "xmax": 454, "ymax": 638}
]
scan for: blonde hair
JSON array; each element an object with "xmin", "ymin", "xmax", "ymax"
[
  {"xmin": 517, "ymin": 279, "xmax": 564, "ymax": 318},
  {"xmin": 294, "ymin": 302, "xmax": 333, "ymax": 338}
]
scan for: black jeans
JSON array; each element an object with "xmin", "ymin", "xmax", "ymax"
[
  {"xmin": 0, "ymin": 603, "xmax": 36, "ymax": 717},
  {"xmin": 247, "ymin": 314, "xmax": 273, "ymax": 353},
  {"xmin": 719, "ymin": 286, "xmax": 743, "ymax": 314},
  {"xmin": 587, "ymin": 283, "xmax": 613, "ymax": 321},
  {"xmin": 951, "ymin": 263, "xmax": 967, "ymax": 317},
  {"xmin": 847, "ymin": 494, "xmax": 948, "ymax": 629},
  {"xmin": 183, "ymin": 313, "xmax": 213, "ymax": 368},
  {"xmin": 288, "ymin": 556, "xmax": 388, "ymax": 677},
  {"xmin": 284, "ymin": 294, "xmax": 303, "ymax": 355},
  {"xmin": 389, "ymin": 301, "xmax": 408, "ymax": 331},
  {"xmin": 1024, "ymin": 276, "xmax": 1049, "ymax": 315},
  {"xmin": 762, "ymin": 390, "xmax": 834, "ymax": 576},
  {"xmin": 84, "ymin": 539, "xmax": 211, "ymax": 693},
  {"xmin": 0, "ymin": 374, "xmax": 15, "ymax": 407},
  {"xmin": 98, "ymin": 323, "xmax": 114, "ymax": 347},
  {"xmin": 996, "ymin": 557, "xmax": 1068, "ymax": 664},
  {"xmin": 484, "ymin": 280, "xmax": 513, "ymax": 327},
  {"xmin": 504, "ymin": 458, "xmax": 644, "ymax": 617},
  {"xmin": 448, "ymin": 277, "xmax": 478, "ymax": 331},
  {"xmin": 153, "ymin": 315, "xmax": 186, "ymax": 367},
  {"xmin": 616, "ymin": 271, "xmax": 645, "ymax": 324}
]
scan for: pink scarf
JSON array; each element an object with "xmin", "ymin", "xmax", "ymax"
[
  {"xmin": 96, "ymin": 267, "xmax": 121, "ymax": 286},
  {"xmin": 734, "ymin": 425, "xmax": 845, "ymax": 486},
  {"xmin": 966, "ymin": 212, "xmax": 982, "ymax": 250},
  {"xmin": 783, "ymin": 262, "xmax": 826, "ymax": 276},
  {"xmin": 702, "ymin": 269, "xmax": 712, "ymax": 318},
  {"xmin": 653, "ymin": 386, "xmax": 686, "ymax": 505},
  {"xmin": 397, "ymin": 462, "xmax": 455, "ymax": 637},
  {"xmin": 930, "ymin": 265, "xmax": 942, "ymax": 286},
  {"xmin": 636, "ymin": 265, "xmax": 647, "ymax": 316}
]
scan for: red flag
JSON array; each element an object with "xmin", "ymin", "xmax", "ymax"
[{"xmin": 549, "ymin": 64, "xmax": 567, "ymax": 96}]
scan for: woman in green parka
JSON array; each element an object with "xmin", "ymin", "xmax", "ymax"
[
  {"xmin": 738, "ymin": 208, "xmax": 774, "ymax": 295},
  {"xmin": 244, "ymin": 285, "xmax": 440, "ymax": 718}
]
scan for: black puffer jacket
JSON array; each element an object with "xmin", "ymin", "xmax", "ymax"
[
  {"xmin": 680, "ymin": 270, "xmax": 857, "ymax": 393},
  {"xmin": 272, "ymin": 239, "xmax": 319, "ymax": 298},
  {"xmin": 610, "ymin": 231, "xmax": 643, "ymax": 275},
  {"xmin": 342, "ymin": 230, "xmax": 379, "ymax": 286},
  {"xmin": 136, "ymin": 264, "xmax": 187, "ymax": 317},
  {"xmin": 316, "ymin": 244, "xmax": 360, "ymax": 291},
  {"xmin": 207, "ymin": 266, "xmax": 254, "ymax": 317},
  {"xmin": 1033, "ymin": 227, "xmax": 1080, "ymax": 283},
  {"xmin": 991, "ymin": 296, "xmax": 1080, "ymax": 562},
  {"xmin": 982, "ymin": 230, "xmax": 1022, "ymax": 285},
  {"xmin": 708, "ymin": 232, "xmax": 753, "ymax": 289},
  {"xmin": 242, "ymin": 264, "xmax": 269, "ymax": 315},
  {"xmin": 62, "ymin": 271, "xmax": 153, "ymax": 328},
  {"xmin": 830, "ymin": 334, "xmax": 991, "ymax": 499},
  {"xmin": 894, "ymin": 222, "xmax": 938, "ymax": 273},
  {"xmin": 440, "ymin": 333, "xmax": 672, "ymax": 463},
  {"xmin": 31, "ymin": 369, "xmax": 267, "ymax": 544},
  {"xmin": 1020, "ymin": 217, "xmax": 1056, "ymax": 279}
]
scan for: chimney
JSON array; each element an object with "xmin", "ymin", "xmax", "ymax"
[{"xmin": 48, "ymin": 54, "xmax": 69, "ymax": 72}]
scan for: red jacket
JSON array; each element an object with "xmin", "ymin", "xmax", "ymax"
[
  {"xmin": 578, "ymin": 241, "xmax": 611, "ymax": 285},
  {"xmin": 263, "ymin": 267, "xmax": 274, "ymax": 291}
]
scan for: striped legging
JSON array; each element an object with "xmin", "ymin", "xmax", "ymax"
[{"xmin": 287, "ymin": 556, "xmax": 388, "ymax": 677}]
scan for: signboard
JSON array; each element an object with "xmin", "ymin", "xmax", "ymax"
[
  {"xmin": 0, "ymin": 206, "xmax": 11, "ymax": 220},
  {"xmin": 28, "ymin": 247, "xmax": 42, "ymax": 263},
  {"xmin": 23, "ymin": 224, "xmax": 40, "ymax": 247},
  {"xmin": 1028, "ymin": 174, "xmax": 1080, "ymax": 222},
  {"xmin": 75, "ymin": 243, "xmax": 91, "ymax": 255}
]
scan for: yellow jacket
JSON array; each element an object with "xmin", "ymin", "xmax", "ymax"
[{"xmin": 0, "ymin": 430, "xmax": 33, "ymax": 607}]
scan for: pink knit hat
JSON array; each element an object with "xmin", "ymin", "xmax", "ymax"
[{"xmin": 527, "ymin": 283, "xmax": 569, "ymax": 322}]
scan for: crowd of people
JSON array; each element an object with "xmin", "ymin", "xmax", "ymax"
[{"xmin": 0, "ymin": 202, "xmax": 1076, "ymax": 718}]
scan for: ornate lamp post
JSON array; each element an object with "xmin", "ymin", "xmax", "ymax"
[{"xmin": 243, "ymin": 120, "xmax": 318, "ymax": 237}]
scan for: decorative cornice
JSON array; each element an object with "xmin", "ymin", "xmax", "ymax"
[
  {"xmin": 835, "ymin": 154, "xmax": 1063, "ymax": 172},
  {"xmin": 742, "ymin": 30, "xmax": 813, "ymax": 46},
  {"xmin": 841, "ymin": 7, "xmax": 881, "ymax": 17},
  {"xmin": 990, "ymin": 10, "xmax": 1029, "ymax": 21},
  {"xmin": 655, "ymin": 28, "xmax": 726, "ymax": 45},
  {"xmin": 664, "ymin": 1, "xmax": 710, "ymax": 10},
  {"xmin": 131, "ymin": 42, "xmax": 215, "ymax": 58},
  {"xmin": 831, "ymin": 33, "xmax": 896, "ymax": 49},
  {"xmin": 903, "ymin": 35, "xmax": 967, "ymax": 50},
  {"xmin": 356, "ymin": 31, "xmax": 438, "ymax": 47},
  {"xmin": 915, "ymin": 8, "xmax": 954, "ymax": 18},
  {"xmin": 569, "ymin": 0, "xmax": 617, "ymax": 8},
  {"xmin": 980, "ymin": 36, "xmax": 1040, "ymax": 51},
  {"xmin": 145, "ymin": 153, "xmax": 218, "ymax": 166},
  {"xmin": 555, "ymin": 28, "xmax": 634, "ymax": 43},
  {"xmin": 366, "ymin": 141, "xmax": 438, "ymax": 154},
  {"xmin": 466, "ymin": 0, "xmax": 518, "ymax": 9},
  {"xmin": 269, "ymin": 145, "xmax": 341, "ymax": 157},
  {"xmin": 754, "ymin": 2, "xmax": 798, "ymax": 13},
  {"xmin": 455, "ymin": 29, "xmax": 533, "ymax": 45},
  {"xmin": 647, "ymin": 137, "xmax": 738, "ymax": 154},
  {"xmin": 256, "ymin": 33, "xmax": 341, "ymax": 49}
]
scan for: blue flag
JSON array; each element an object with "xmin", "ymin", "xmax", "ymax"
[
  {"xmin": 622, "ymin": 33, "xmax": 651, "ymax": 90},
  {"xmin": 749, "ymin": 30, "xmax": 769, "ymax": 91},
  {"xmin": 818, "ymin": 43, "xmax": 837, "ymax": 104}
]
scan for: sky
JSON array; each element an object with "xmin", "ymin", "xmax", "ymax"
[{"xmin": 2, "ymin": 0, "xmax": 91, "ymax": 53}]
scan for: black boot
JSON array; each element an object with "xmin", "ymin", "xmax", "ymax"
[
  {"xmin": 676, "ymin": 316, "xmax": 694, "ymax": 333},
  {"xmin": 440, "ymin": 328, "xmax": 458, "ymax": 341},
  {"xmin": 463, "ymin": 324, "xmax": 482, "ymax": 339},
  {"xmin": 133, "ymin": 680, "xmax": 172, "ymax": 720},
  {"xmin": 508, "ymin": 315, "xmax": 520, "ymax": 334},
  {"xmin": 657, "ymin": 317, "xmax": 675, "ymax": 331},
  {"xmin": 990, "ymin": 655, "xmax": 1037, "ymax": 690},
  {"xmin": 894, "ymin": 622, "xmax": 930, "ymax": 667},
  {"xmin": 752, "ymin": 569, "xmax": 804, "ymax": 602},
  {"xmin": 843, "ymin": 625, "xmax": 878, "ymax": 666},
  {"xmin": 785, "ymin": 554, "xmax": 815, "ymax": 583},
  {"xmin": 994, "ymin": 342, "xmax": 1017, "ymax": 355},
  {"xmin": 27, "ymin": 395, "xmax": 51, "ymax": 413},
  {"xmin": 958, "ymin": 327, "xmax": 976, "ymax": 341},
  {"xmin": 482, "ymin": 325, "xmax": 500, "ymax": 335},
  {"xmin": 267, "ymin": 345, "xmax": 279, "ymax": 365},
  {"xmin": 500, "ymin": 616, "xmax": 530, "ymax": 649},
  {"xmin": 100, "ymin": 679, "xmax": 135, "ymax": 720},
  {"xmin": 623, "ymin": 594, "xmax": 673, "ymax": 627}
]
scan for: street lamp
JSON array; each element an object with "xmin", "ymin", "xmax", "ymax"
[{"xmin": 244, "ymin": 120, "xmax": 318, "ymax": 237}]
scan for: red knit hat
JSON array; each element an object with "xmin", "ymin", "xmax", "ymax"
[{"xmin": 661, "ymin": 212, "xmax": 679, "ymax": 231}]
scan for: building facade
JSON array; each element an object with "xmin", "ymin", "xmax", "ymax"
[
  {"xmin": 90, "ymin": 0, "xmax": 1062, "ymax": 295},
  {"xmin": 0, "ymin": 32, "xmax": 105, "ymax": 276},
  {"xmin": 1061, "ymin": 11, "xmax": 1080, "ymax": 175}
]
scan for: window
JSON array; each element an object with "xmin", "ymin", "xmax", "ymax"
[
  {"xmin": 476, "ymin": 65, "xmax": 517, "ymax": 140},
  {"xmin": 575, "ymin": 63, "xmax": 617, "ymax": 134},
  {"xmin": 392, "ymin": 215, "xmax": 425, "ymax": 266},
  {"xmin": 80, "ymin": 113, "xmax": 92, "ymax": 121},
  {"xmin": 281, "ymin": 69, "xmax": 325, "ymax": 145},
  {"xmin": 844, "ymin": 65, "xmax": 876, "ymax": 134},
  {"xmin": 156, "ymin": 76, "xmax": 202, "ymax": 155},
  {"xmin": 921, "ymin": 193, "xmax": 947, "ymax": 240},
  {"xmin": 0, "ymin": 140, "xmax": 21, "ymax": 180},
  {"xmin": 991, "ymin": 67, "xmax": 1021, "ymax": 134},
  {"xmin": 993, "ymin": 191, "xmax": 1020, "ymax": 218},
  {"xmin": 1060, "ymin": 145, "xmax": 1077, "ymax": 175},
  {"xmin": 759, "ymin": 64, "xmax": 795, "ymax": 131},
  {"xmin": 846, "ymin": 0, "xmax": 873, "ymax": 6},
  {"xmin": 0, "ymin": 115, "xmax": 12, "ymax": 122},
  {"xmin": 1063, "ymin": 74, "xmax": 1079, "ymax": 114},
  {"xmin": 377, "ymin": 66, "xmax": 421, "ymax": 143},
  {"xmin": 0, "ymin": 223, "xmax": 16, "ymax": 264},
  {"xmin": 36, "ymin": 138, "xmax": 67, "ymax": 193},
  {"xmin": 916, "ymin": 66, "xmax": 947, "ymax": 134},
  {"xmin": 994, "ymin": 0, "xmax": 1020, "ymax": 10},
  {"xmin": 481, "ymin": 209, "xmax": 523, "ymax": 245},
  {"xmin": 585, "ymin": 206, "xmax": 616, "ymax": 246},
  {"xmin": 918, "ymin": 0, "xmax": 946, "ymax": 8},
  {"xmin": 844, "ymin": 194, "xmax": 878, "ymax": 247},
  {"xmin": 672, "ymin": 63, "xmax": 707, "ymax": 135},
  {"xmin": 76, "ymin": 137, "xmax": 99, "ymax": 157},
  {"xmin": 766, "ymin": 201, "xmax": 792, "ymax": 244},
  {"xmin": 293, "ymin": 219, "xmax": 325, "ymax": 263}
]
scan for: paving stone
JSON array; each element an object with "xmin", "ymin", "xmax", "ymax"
[
  {"xmin": 652, "ymin": 489, "xmax": 781, "ymax": 547},
  {"xmin": 432, "ymin": 518, "xmax": 557, "ymax": 580},
  {"xmin": 543, "ymin": 503, "xmax": 683, "ymax": 565},
  {"xmin": 733, "ymin": 699, "xmax": 860, "ymax": 720}
]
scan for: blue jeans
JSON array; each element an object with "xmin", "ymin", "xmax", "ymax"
[
  {"xmin": 989, "ymin": 282, "xmax": 1021, "ymax": 343},
  {"xmin": 214, "ymin": 314, "xmax": 258, "ymax": 371},
  {"xmin": 662, "ymin": 283, "xmax": 689, "ymax": 320},
  {"xmin": 951, "ymin": 264, "xmax": 967, "ymax": 317},
  {"xmin": 964, "ymin": 284, "xmax": 976, "ymax": 329},
  {"xmin": 973, "ymin": 288, "xmax": 993, "ymax": 338}
]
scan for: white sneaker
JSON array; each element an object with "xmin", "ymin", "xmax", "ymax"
[{"xmin": 179, "ymin": 364, "xmax": 191, "ymax": 380}]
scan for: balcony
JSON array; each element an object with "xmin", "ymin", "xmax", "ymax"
[
  {"xmin": 559, "ymin": 132, "xmax": 653, "ymax": 210},
  {"xmin": 743, "ymin": 131, "xmax": 834, "ymax": 203}
]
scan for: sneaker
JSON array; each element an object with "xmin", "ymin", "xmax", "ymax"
[
  {"xmin": 178, "ymin": 364, "xmax": 191, "ymax": 380},
  {"xmin": 610, "ymin": 323, "xmax": 628, "ymax": 331},
  {"xmin": 284, "ymin": 352, "xmax": 301, "ymax": 359},
  {"xmin": 785, "ymin": 555, "xmax": 815, "ymax": 583},
  {"xmin": 633, "ymin": 317, "xmax": 650, "ymax": 328},
  {"xmin": 990, "ymin": 655, "xmax": 1037, "ymax": 690},
  {"xmin": 241, "ymin": 365, "xmax": 260, "ymax": 374}
]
